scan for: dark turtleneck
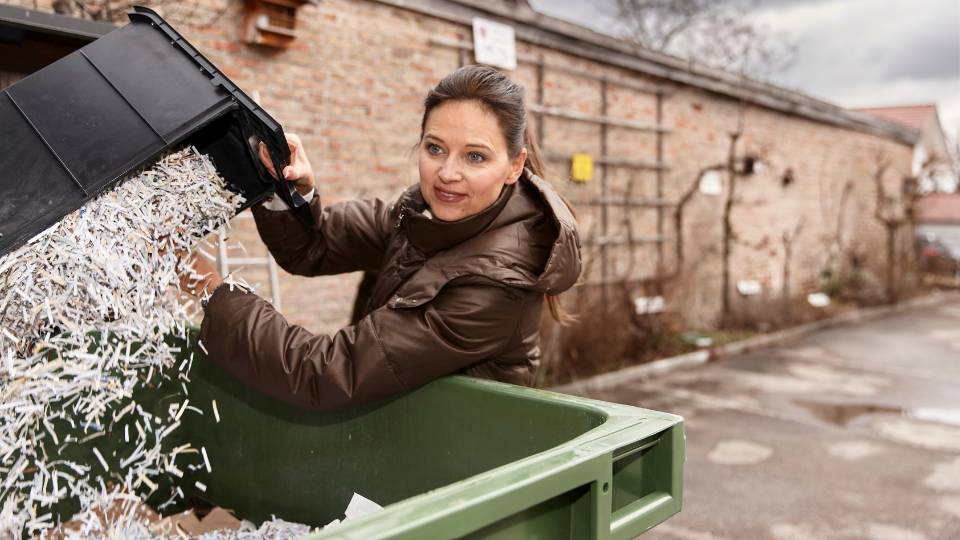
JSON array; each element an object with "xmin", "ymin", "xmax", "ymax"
[{"xmin": 402, "ymin": 182, "xmax": 516, "ymax": 255}]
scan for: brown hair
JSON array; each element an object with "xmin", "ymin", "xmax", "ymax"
[{"xmin": 420, "ymin": 65, "xmax": 573, "ymax": 324}]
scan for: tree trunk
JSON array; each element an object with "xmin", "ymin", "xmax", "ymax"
[
  {"xmin": 720, "ymin": 132, "xmax": 741, "ymax": 328},
  {"xmin": 885, "ymin": 224, "xmax": 897, "ymax": 303},
  {"xmin": 782, "ymin": 239, "xmax": 792, "ymax": 318}
]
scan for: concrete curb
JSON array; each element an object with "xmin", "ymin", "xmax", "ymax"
[{"xmin": 551, "ymin": 290, "xmax": 959, "ymax": 394}]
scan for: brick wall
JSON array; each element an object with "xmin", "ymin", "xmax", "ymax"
[{"xmin": 3, "ymin": 0, "xmax": 914, "ymax": 332}]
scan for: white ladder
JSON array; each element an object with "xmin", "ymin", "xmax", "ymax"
[
  {"xmin": 215, "ymin": 88, "xmax": 282, "ymax": 308},
  {"xmin": 217, "ymin": 212, "xmax": 282, "ymax": 309}
]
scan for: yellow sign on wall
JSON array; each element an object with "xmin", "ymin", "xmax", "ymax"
[{"xmin": 570, "ymin": 153, "xmax": 593, "ymax": 182}]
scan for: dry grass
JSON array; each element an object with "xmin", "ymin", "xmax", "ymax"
[
  {"xmin": 537, "ymin": 254, "xmax": 931, "ymax": 386},
  {"xmin": 538, "ymin": 286, "xmax": 692, "ymax": 387}
]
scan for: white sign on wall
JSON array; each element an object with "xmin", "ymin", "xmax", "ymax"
[
  {"xmin": 736, "ymin": 280, "xmax": 762, "ymax": 296},
  {"xmin": 472, "ymin": 18, "xmax": 517, "ymax": 70},
  {"xmin": 807, "ymin": 292, "xmax": 831, "ymax": 307},
  {"xmin": 634, "ymin": 295, "xmax": 666, "ymax": 315},
  {"xmin": 699, "ymin": 169, "xmax": 723, "ymax": 195}
]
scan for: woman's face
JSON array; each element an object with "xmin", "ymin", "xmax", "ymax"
[{"xmin": 418, "ymin": 100, "xmax": 526, "ymax": 222}]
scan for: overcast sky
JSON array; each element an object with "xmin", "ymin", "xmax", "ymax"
[{"xmin": 528, "ymin": 0, "xmax": 960, "ymax": 139}]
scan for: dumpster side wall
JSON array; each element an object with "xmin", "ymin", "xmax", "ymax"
[{"xmin": 3, "ymin": 0, "xmax": 915, "ymax": 333}]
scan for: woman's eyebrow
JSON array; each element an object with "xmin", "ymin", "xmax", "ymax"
[
  {"xmin": 465, "ymin": 142, "xmax": 494, "ymax": 152},
  {"xmin": 424, "ymin": 133, "xmax": 494, "ymax": 152}
]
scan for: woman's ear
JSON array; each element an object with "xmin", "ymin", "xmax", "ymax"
[{"xmin": 506, "ymin": 147, "xmax": 528, "ymax": 185}]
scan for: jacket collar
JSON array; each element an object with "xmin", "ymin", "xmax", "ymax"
[
  {"xmin": 389, "ymin": 170, "xmax": 581, "ymax": 310},
  {"xmin": 401, "ymin": 183, "xmax": 515, "ymax": 255}
]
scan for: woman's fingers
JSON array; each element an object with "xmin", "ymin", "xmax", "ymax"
[
  {"xmin": 286, "ymin": 132, "xmax": 303, "ymax": 152},
  {"xmin": 282, "ymin": 164, "xmax": 309, "ymax": 180},
  {"xmin": 258, "ymin": 142, "xmax": 280, "ymax": 180},
  {"xmin": 286, "ymin": 134, "xmax": 316, "ymax": 194},
  {"xmin": 286, "ymin": 135, "xmax": 308, "ymax": 174},
  {"xmin": 260, "ymin": 139, "xmax": 303, "ymax": 178},
  {"xmin": 258, "ymin": 133, "xmax": 315, "ymax": 195}
]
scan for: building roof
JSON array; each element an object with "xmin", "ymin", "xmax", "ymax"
[
  {"xmin": 857, "ymin": 103, "xmax": 952, "ymax": 160},
  {"xmin": 915, "ymin": 193, "xmax": 960, "ymax": 224},
  {"xmin": 855, "ymin": 104, "xmax": 938, "ymax": 132},
  {"xmin": 373, "ymin": 0, "xmax": 918, "ymax": 146}
]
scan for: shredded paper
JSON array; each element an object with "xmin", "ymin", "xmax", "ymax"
[
  {"xmin": 0, "ymin": 147, "xmax": 244, "ymax": 538},
  {"xmin": 0, "ymin": 146, "xmax": 376, "ymax": 539}
]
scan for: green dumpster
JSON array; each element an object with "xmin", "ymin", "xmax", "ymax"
[
  {"xmin": 177, "ymin": 345, "xmax": 685, "ymax": 539},
  {"xmin": 54, "ymin": 335, "xmax": 684, "ymax": 539}
]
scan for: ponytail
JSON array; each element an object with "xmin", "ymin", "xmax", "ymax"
[
  {"xmin": 522, "ymin": 126, "xmax": 575, "ymax": 219},
  {"xmin": 522, "ymin": 127, "xmax": 546, "ymax": 179},
  {"xmin": 524, "ymin": 128, "xmax": 576, "ymax": 325}
]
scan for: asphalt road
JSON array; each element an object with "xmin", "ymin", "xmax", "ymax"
[{"xmin": 576, "ymin": 296, "xmax": 960, "ymax": 540}]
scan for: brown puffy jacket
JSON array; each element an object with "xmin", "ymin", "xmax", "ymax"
[{"xmin": 198, "ymin": 171, "xmax": 580, "ymax": 411}]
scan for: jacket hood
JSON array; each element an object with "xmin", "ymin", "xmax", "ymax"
[{"xmin": 520, "ymin": 170, "xmax": 581, "ymax": 294}]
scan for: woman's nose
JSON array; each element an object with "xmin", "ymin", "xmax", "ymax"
[{"xmin": 437, "ymin": 158, "xmax": 463, "ymax": 183}]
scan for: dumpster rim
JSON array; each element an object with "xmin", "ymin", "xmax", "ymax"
[{"xmin": 303, "ymin": 375, "xmax": 683, "ymax": 539}]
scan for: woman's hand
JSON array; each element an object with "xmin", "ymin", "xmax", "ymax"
[
  {"xmin": 178, "ymin": 250, "xmax": 223, "ymax": 298},
  {"xmin": 258, "ymin": 133, "xmax": 315, "ymax": 196}
]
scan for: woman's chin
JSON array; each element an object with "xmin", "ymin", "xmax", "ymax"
[
  {"xmin": 432, "ymin": 207, "xmax": 466, "ymax": 221},
  {"xmin": 426, "ymin": 197, "xmax": 469, "ymax": 221}
]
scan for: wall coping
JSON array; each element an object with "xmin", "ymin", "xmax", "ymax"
[
  {"xmin": 0, "ymin": 4, "xmax": 114, "ymax": 40},
  {"xmin": 372, "ymin": 0, "xmax": 919, "ymax": 146}
]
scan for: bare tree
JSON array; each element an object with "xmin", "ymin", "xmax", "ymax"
[
  {"xmin": 873, "ymin": 154, "xmax": 900, "ymax": 302},
  {"xmin": 949, "ymin": 127, "xmax": 960, "ymax": 190},
  {"xmin": 662, "ymin": 163, "xmax": 723, "ymax": 282},
  {"xmin": 818, "ymin": 178, "xmax": 854, "ymax": 283},
  {"xmin": 872, "ymin": 152, "xmax": 929, "ymax": 303},
  {"xmin": 616, "ymin": 0, "xmax": 796, "ymax": 79},
  {"xmin": 615, "ymin": 0, "xmax": 727, "ymax": 51},
  {"xmin": 667, "ymin": 104, "xmax": 760, "ymax": 328},
  {"xmin": 781, "ymin": 216, "xmax": 805, "ymax": 318},
  {"xmin": 718, "ymin": 126, "xmax": 742, "ymax": 327},
  {"xmin": 714, "ymin": 108, "xmax": 781, "ymax": 327},
  {"xmin": 618, "ymin": 0, "xmax": 797, "ymax": 329}
]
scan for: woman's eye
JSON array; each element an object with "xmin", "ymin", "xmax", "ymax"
[
  {"xmin": 467, "ymin": 152, "xmax": 486, "ymax": 163},
  {"xmin": 427, "ymin": 144, "xmax": 443, "ymax": 155}
]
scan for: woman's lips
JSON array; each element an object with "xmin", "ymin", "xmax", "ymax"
[{"xmin": 434, "ymin": 186, "xmax": 467, "ymax": 204}]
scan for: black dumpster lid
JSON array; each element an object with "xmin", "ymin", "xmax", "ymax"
[{"xmin": 0, "ymin": 6, "xmax": 310, "ymax": 259}]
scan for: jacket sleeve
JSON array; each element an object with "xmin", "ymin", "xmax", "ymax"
[
  {"xmin": 198, "ymin": 280, "xmax": 526, "ymax": 411},
  {"xmin": 250, "ymin": 194, "xmax": 394, "ymax": 276}
]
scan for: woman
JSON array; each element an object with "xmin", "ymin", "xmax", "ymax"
[{"xmin": 181, "ymin": 65, "xmax": 581, "ymax": 411}]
